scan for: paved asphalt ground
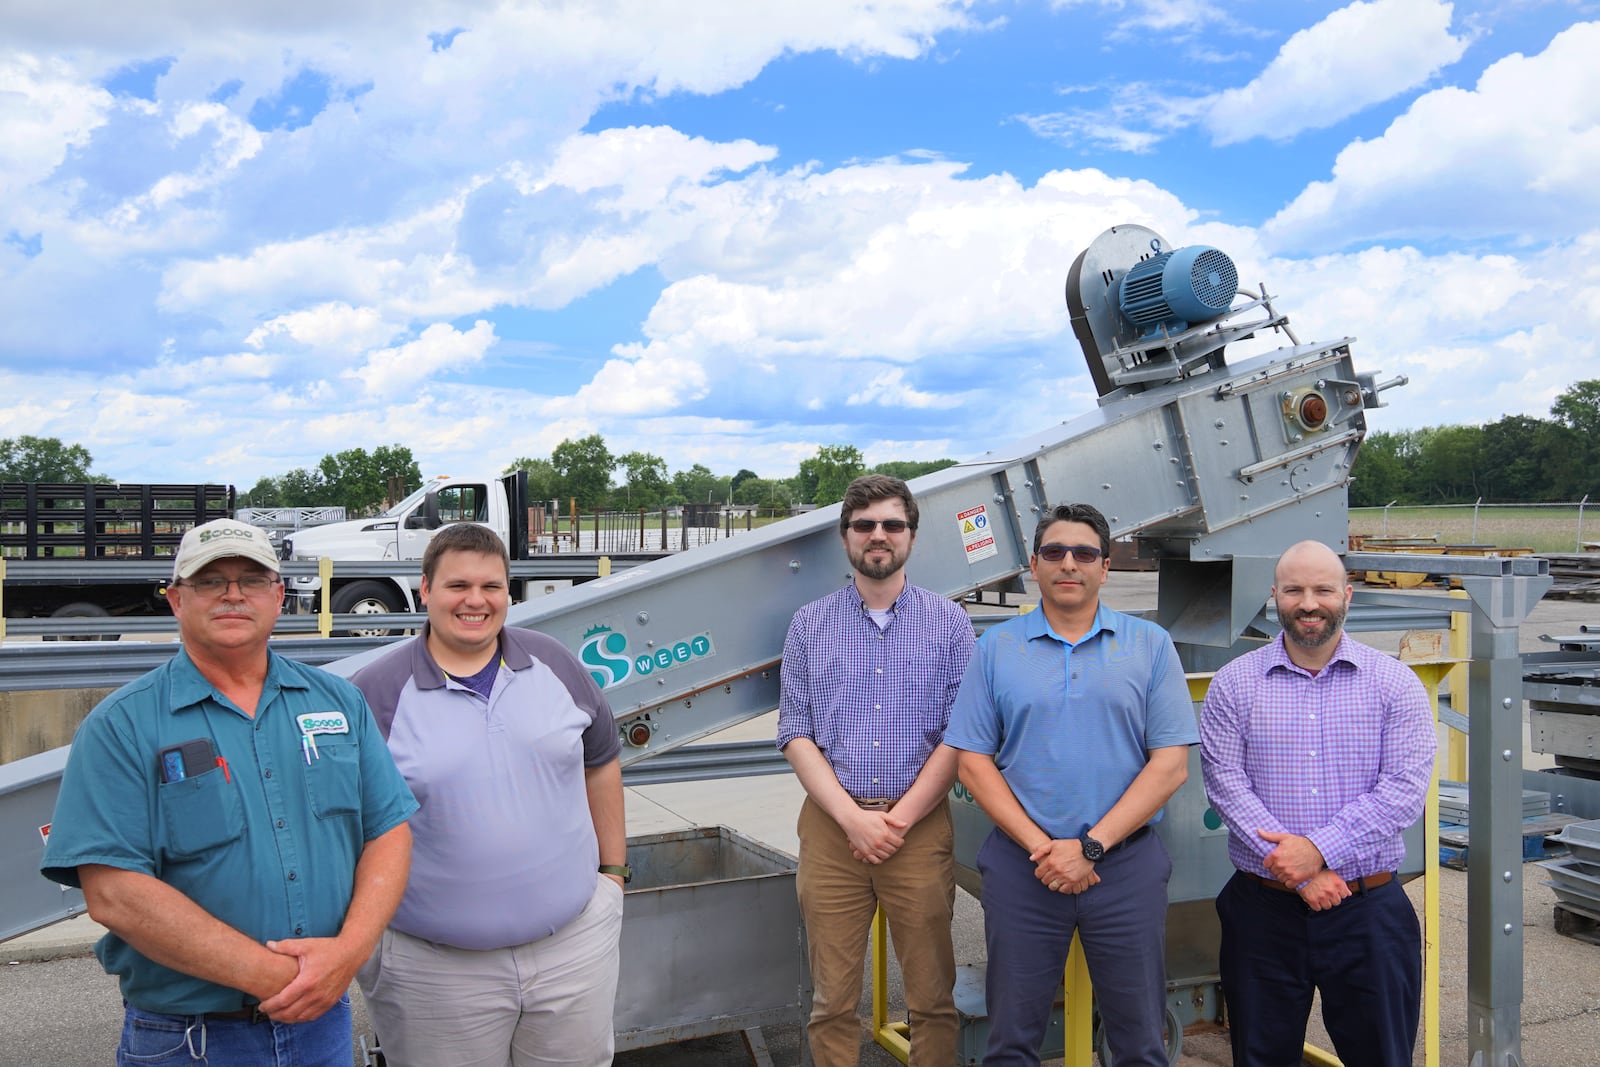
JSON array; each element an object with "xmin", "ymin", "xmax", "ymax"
[{"xmin": 4, "ymin": 572, "xmax": 1598, "ymax": 1065}]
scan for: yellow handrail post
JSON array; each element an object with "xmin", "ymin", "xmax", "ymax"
[
  {"xmin": 317, "ymin": 557, "xmax": 333, "ymax": 639},
  {"xmin": 1062, "ymin": 931, "xmax": 1094, "ymax": 1066},
  {"xmin": 1447, "ymin": 590, "xmax": 1470, "ymax": 782},
  {"xmin": 870, "ymin": 905, "xmax": 910, "ymax": 1062}
]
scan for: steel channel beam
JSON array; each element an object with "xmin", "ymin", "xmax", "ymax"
[
  {"xmin": 1461, "ymin": 572, "xmax": 1551, "ymax": 1067},
  {"xmin": 0, "ymin": 637, "xmax": 404, "ymax": 691},
  {"xmin": 0, "ymin": 556, "xmax": 661, "ymax": 584}
]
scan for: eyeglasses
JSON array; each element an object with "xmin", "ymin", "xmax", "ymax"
[
  {"xmin": 1035, "ymin": 543, "xmax": 1104, "ymax": 564},
  {"xmin": 847, "ymin": 518, "xmax": 912, "ymax": 534},
  {"xmin": 177, "ymin": 575, "xmax": 282, "ymax": 597}
]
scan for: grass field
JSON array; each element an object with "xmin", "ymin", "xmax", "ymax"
[{"xmin": 1349, "ymin": 505, "xmax": 1595, "ymax": 555}]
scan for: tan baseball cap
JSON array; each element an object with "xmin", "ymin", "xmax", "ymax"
[{"xmin": 172, "ymin": 519, "xmax": 281, "ymax": 580}]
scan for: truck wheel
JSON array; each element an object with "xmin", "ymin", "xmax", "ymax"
[
  {"xmin": 45, "ymin": 602, "xmax": 120, "ymax": 642},
  {"xmin": 331, "ymin": 581, "xmax": 406, "ymax": 638}
]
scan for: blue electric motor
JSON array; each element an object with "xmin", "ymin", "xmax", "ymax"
[{"xmin": 1115, "ymin": 245, "xmax": 1238, "ymax": 336}]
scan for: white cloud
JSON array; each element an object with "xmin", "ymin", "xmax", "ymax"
[
  {"xmin": 1263, "ymin": 20, "xmax": 1600, "ymax": 250},
  {"xmin": 351, "ymin": 319, "xmax": 498, "ymax": 397},
  {"xmin": 1204, "ymin": 0, "xmax": 1469, "ymax": 145},
  {"xmin": 245, "ymin": 302, "xmax": 401, "ymax": 353},
  {"xmin": 1048, "ymin": 0, "xmax": 1234, "ymax": 37},
  {"xmin": 0, "ymin": 53, "xmax": 113, "ymax": 207}
]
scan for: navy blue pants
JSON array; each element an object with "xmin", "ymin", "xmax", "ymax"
[
  {"xmin": 977, "ymin": 827, "xmax": 1172, "ymax": 1067},
  {"xmin": 1216, "ymin": 870, "xmax": 1421, "ymax": 1067}
]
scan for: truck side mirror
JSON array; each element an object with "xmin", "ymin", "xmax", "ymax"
[{"xmin": 407, "ymin": 493, "xmax": 443, "ymax": 530}]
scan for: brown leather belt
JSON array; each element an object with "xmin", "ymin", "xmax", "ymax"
[
  {"xmin": 853, "ymin": 797, "xmax": 897, "ymax": 810},
  {"xmin": 1245, "ymin": 870, "xmax": 1394, "ymax": 895}
]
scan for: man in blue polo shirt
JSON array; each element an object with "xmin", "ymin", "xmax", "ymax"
[
  {"xmin": 947, "ymin": 502, "xmax": 1196, "ymax": 1067},
  {"xmin": 778, "ymin": 474, "xmax": 975, "ymax": 1067},
  {"xmin": 41, "ymin": 517, "xmax": 417, "ymax": 1066}
]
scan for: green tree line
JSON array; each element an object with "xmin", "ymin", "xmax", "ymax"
[
  {"xmin": 505, "ymin": 435, "xmax": 959, "ymax": 511},
  {"xmin": 1350, "ymin": 380, "xmax": 1599, "ymax": 506}
]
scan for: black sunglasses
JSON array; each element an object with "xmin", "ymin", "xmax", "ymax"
[
  {"xmin": 1036, "ymin": 543, "xmax": 1104, "ymax": 564},
  {"xmin": 847, "ymin": 518, "xmax": 912, "ymax": 534}
]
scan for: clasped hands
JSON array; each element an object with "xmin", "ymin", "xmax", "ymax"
[
  {"xmin": 1258, "ymin": 829, "xmax": 1351, "ymax": 912},
  {"xmin": 847, "ymin": 808, "xmax": 909, "ymax": 863},
  {"xmin": 1030, "ymin": 838, "xmax": 1099, "ymax": 895}
]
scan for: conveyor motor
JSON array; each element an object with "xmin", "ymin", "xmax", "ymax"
[{"xmin": 1114, "ymin": 245, "xmax": 1238, "ymax": 335}]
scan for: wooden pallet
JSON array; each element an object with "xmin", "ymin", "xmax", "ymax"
[
  {"xmin": 1554, "ymin": 903, "xmax": 1600, "ymax": 947},
  {"xmin": 1438, "ymin": 814, "xmax": 1583, "ymax": 870}
]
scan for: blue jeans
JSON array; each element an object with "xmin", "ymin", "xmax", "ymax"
[{"xmin": 117, "ymin": 996, "xmax": 352, "ymax": 1066}]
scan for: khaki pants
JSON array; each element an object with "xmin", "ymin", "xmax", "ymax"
[{"xmin": 796, "ymin": 795, "xmax": 958, "ymax": 1067}]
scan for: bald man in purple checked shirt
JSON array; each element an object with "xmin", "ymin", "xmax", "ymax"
[
  {"xmin": 1200, "ymin": 540, "xmax": 1436, "ymax": 1067},
  {"xmin": 777, "ymin": 475, "xmax": 975, "ymax": 1067}
]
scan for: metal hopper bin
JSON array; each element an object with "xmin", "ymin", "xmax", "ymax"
[{"xmin": 615, "ymin": 826, "xmax": 811, "ymax": 1054}]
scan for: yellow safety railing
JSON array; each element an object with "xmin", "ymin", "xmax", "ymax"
[{"xmin": 868, "ymin": 662, "xmax": 1451, "ymax": 1067}]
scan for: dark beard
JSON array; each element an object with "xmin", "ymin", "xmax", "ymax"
[{"xmin": 1285, "ymin": 604, "xmax": 1346, "ymax": 648}]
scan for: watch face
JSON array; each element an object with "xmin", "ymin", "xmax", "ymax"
[{"xmin": 1080, "ymin": 834, "xmax": 1105, "ymax": 862}]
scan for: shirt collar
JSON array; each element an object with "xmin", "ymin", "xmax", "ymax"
[
  {"xmin": 411, "ymin": 622, "xmax": 524, "ymax": 690},
  {"xmin": 1267, "ymin": 630, "xmax": 1358, "ymax": 675},
  {"xmin": 846, "ymin": 577, "xmax": 914, "ymax": 615},
  {"xmin": 167, "ymin": 647, "xmax": 302, "ymax": 715},
  {"xmin": 1022, "ymin": 602, "xmax": 1114, "ymax": 645}
]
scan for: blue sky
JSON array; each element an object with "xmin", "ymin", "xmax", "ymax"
[{"xmin": 2, "ymin": 0, "xmax": 1596, "ymax": 485}]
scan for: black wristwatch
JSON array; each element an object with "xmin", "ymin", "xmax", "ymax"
[
  {"xmin": 1078, "ymin": 830, "xmax": 1106, "ymax": 863},
  {"xmin": 600, "ymin": 864, "xmax": 632, "ymax": 884}
]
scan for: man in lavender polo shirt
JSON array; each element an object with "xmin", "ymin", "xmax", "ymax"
[
  {"xmin": 350, "ymin": 522, "xmax": 626, "ymax": 1067},
  {"xmin": 778, "ymin": 474, "xmax": 975, "ymax": 1067},
  {"xmin": 1200, "ymin": 539, "xmax": 1436, "ymax": 1066}
]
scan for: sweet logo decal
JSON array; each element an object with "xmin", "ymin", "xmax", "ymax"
[
  {"xmin": 581, "ymin": 626, "xmax": 633, "ymax": 689},
  {"xmin": 578, "ymin": 625, "xmax": 715, "ymax": 690}
]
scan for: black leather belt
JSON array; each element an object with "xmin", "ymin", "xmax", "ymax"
[{"xmin": 1107, "ymin": 825, "xmax": 1152, "ymax": 853}]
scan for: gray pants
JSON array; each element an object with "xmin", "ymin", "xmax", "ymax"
[{"xmin": 359, "ymin": 874, "xmax": 624, "ymax": 1067}]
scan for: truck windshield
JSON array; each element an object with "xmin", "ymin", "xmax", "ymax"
[{"xmin": 382, "ymin": 483, "xmax": 436, "ymax": 517}]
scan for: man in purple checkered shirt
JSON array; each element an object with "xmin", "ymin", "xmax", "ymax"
[
  {"xmin": 777, "ymin": 474, "xmax": 976, "ymax": 1067},
  {"xmin": 1200, "ymin": 539, "xmax": 1436, "ymax": 1067}
]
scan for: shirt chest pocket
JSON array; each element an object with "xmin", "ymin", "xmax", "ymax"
[
  {"xmin": 305, "ymin": 742, "xmax": 361, "ymax": 819},
  {"xmin": 160, "ymin": 770, "xmax": 243, "ymax": 858}
]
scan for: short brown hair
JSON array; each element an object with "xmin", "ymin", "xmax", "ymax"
[
  {"xmin": 422, "ymin": 523, "xmax": 510, "ymax": 582},
  {"xmin": 839, "ymin": 474, "xmax": 919, "ymax": 535},
  {"xmin": 1032, "ymin": 503, "xmax": 1112, "ymax": 558}
]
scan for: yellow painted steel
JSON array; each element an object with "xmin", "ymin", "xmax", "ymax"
[
  {"xmin": 870, "ymin": 905, "xmax": 910, "ymax": 1063},
  {"xmin": 599, "ymin": 555, "xmax": 612, "ymax": 578},
  {"xmin": 1447, "ymin": 590, "xmax": 1470, "ymax": 781},
  {"xmin": 1061, "ymin": 931, "xmax": 1094, "ymax": 1066},
  {"xmin": 317, "ymin": 557, "xmax": 333, "ymax": 639},
  {"xmin": 869, "ymin": 906, "xmax": 1094, "ymax": 1064}
]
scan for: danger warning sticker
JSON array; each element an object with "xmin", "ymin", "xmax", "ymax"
[{"xmin": 957, "ymin": 504, "xmax": 998, "ymax": 564}]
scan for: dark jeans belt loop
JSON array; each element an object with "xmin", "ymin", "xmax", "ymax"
[{"xmin": 204, "ymin": 1004, "xmax": 269, "ymax": 1024}]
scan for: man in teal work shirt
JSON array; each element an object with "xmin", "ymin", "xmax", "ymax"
[{"xmin": 41, "ymin": 518, "xmax": 417, "ymax": 1066}]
